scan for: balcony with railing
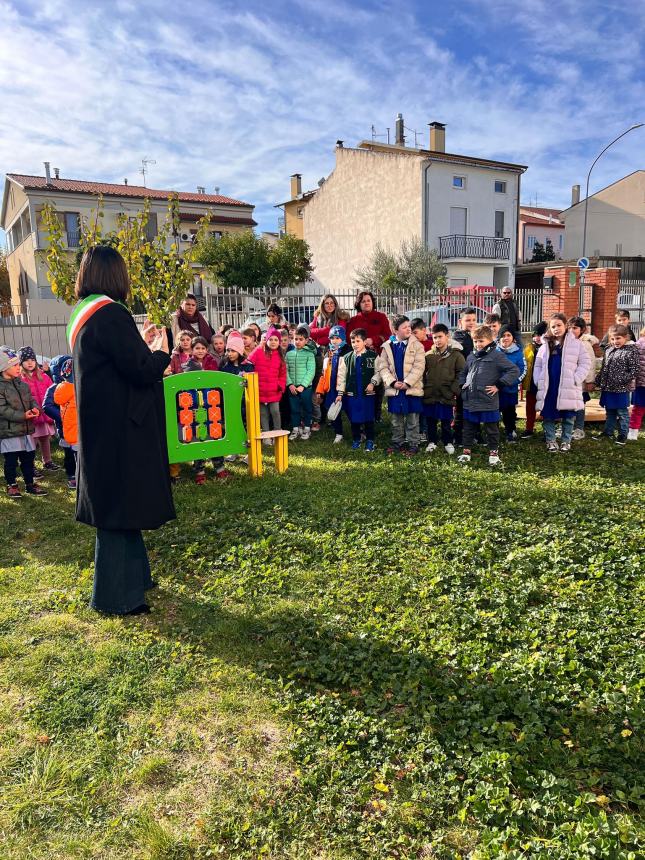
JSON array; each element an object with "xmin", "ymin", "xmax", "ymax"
[{"xmin": 439, "ymin": 235, "xmax": 510, "ymax": 260}]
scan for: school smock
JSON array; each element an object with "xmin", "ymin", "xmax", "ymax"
[
  {"xmin": 388, "ymin": 340, "xmax": 423, "ymax": 415},
  {"xmin": 463, "ymin": 408, "xmax": 500, "ymax": 423},
  {"xmin": 541, "ymin": 345, "xmax": 574, "ymax": 420},
  {"xmin": 344, "ymin": 356, "xmax": 375, "ymax": 424},
  {"xmin": 423, "ymin": 402, "xmax": 454, "ymax": 420},
  {"xmin": 600, "ymin": 391, "xmax": 630, "ymax": 410},
  {"xmin": 633, "ymin": 387, "xmax": 645, "ymax": 407}
]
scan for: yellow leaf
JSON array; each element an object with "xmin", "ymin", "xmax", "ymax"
[
  {"xmin": 374, "ymin": 782, "xmax": 389, "ymax": 793},
  {"xmin": 621, "ymin": 729, "xmax": 632, "ymax": 738}
]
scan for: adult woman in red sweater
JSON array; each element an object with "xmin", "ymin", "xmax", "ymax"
[{"xmin": 346, "ymin": 291, "xmax": 392, "ymax": 421}]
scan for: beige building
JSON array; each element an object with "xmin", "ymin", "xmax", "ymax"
[
  {"xmin": 1, "ymin": 167, "xmax": 256, "ymax": 320},
  {"xmin": 275, "ymin": 174, "xmax": 317, "ymax": 239},
  {"xmin": 561, "ymin": 170, "xmax": 645, "ymax": 259},
  {"xmin": 287, "ymin": 119, "xmax": 526, "ymax": 295}
]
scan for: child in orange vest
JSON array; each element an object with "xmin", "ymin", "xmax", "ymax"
[{"xmin": 53, "ymin": 358, "xmax": 78, "ymax": 449}]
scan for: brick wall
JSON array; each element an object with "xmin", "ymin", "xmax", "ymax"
[{"xmin": 542, "ymin": 266, "xmax": 620, "ymax": 339}]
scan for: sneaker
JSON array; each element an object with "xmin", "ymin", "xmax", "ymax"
[
  {"xmin": 444, "ymin": 443, "xmax": 455, "ymax": 455},
  {"xmin": 262, "ymin": 438, "xmax": 273, "ymax": 446},
  {"xmin": 506, "ymin": 431, "xmax": 518, "ymax": 443},
  {"xmin": 25, "ymin": 483, "xmax": 48, "ymax": 495},
  {"xmin": 215, "ymin": 469, "xmax": 232, "ymax": 479},
  {"xmin": 239, "ymin": 455, "xmax": 249, "ymax": 465},
  {"xmin": 224, "ymin": 454, "xmax": 237, "ymax": 462},
  {"xmin": 546, "ymin": 441, "xmax": 559, "ymax": 452},
  {"xmin": 457, "ymin": 453, "xmax": 471, "ymax": 464},
  {"xmin": 351, "ymin": 440, "xmax": 362, "ymax": 450},
  {"xmin": 365, "ymin": 440, "xmax": 375, "ymax": 453},
  {"xmin": 425, "ymin": 442, "xmax": 437, "ymax": 453},
  {"xmin": 333, "ymin": 434, "xmax": 343, "ymax": 444},
  {"xmin": 311, "ymin": 422, "xmax": 321, "ymax": 432},
  {"xmin": 520, "ymin": 429, "xmax": 534, "ymax": 439},
  {"xmin": 627, "ymin": 428, "xmax": 639, "ymax": 441},
  {"xmin": 32, "ymin": 467, "xmax": 44, "ymax": 479},
  {"xmin": 404, "ymin": 446, "xmax": 419, "ymax": 456},
  {"xmin": 289, "ymin": 428, "xmax": 300, "ymax": 441},
  {"xmin": 615, "ymin": 435, "xmax": 627, "ymax": 446},
  {"xmin": 572, "ymin": 429, "xmax": 585, "ymax": 440},
  {"xmin": 300, "ymin": 427, "xmax": 312, "ymax": 440},
  {"xmin": 67, "ymin": 477, "xmax": 76, "ymax": 490},
  {"xmin": 559, "ymin": 441, "xmax": 571, "ymax": 453},
  {"xmin": 195, "ymin": 471, "xmax": 206, "ymax": 485},
  {"xmin": 44, "ymin": 461, "xmax": 60, "ymax": 471},
  {"xmin": 418, "ymin": 433, "xmax": 427, "ymax": 443},
  {"xmin": 7, "ymin": 484, "xmax": 22, "ymax": 498},
  {"xmin": 592, "ymin": 432, "xmax": 613, "ymax": 441},
  {"xmin": 488, "ymin": 452, "xmax": 501, "ymax": 466}
]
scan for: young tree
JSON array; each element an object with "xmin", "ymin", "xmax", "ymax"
[
  {"xmin": 544, "ymin": 238, "xmax": 556, "ymax": 261},
  {"xmin": 197, "ymin": 230, "xmax": 272, "ymax": 293},
  {"xmin": 0, "ymin": 250, "xmax": 11, "ymax": 315},
  {"xmin": 531, "ymin": 240, "xmax": 547, "ymax": 262},
  {"xmin": 355, "ymin": 237, "xmax": 446, "ymax": 294},
  {"xmin": 268, "ymin": 233, "xmax": 314, "ymax": 291}
]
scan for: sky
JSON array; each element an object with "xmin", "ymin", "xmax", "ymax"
[{"xmin": 1, "ymin": 0, "xmax": 644, "ymax": 236}]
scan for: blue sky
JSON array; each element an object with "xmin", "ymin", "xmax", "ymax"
[{"xmin": 1, "ymin": 0, "xmax": 644, "ymax": 235}]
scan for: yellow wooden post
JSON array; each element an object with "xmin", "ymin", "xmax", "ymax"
[
  {"xmin": 275, "ymin": 434, "xmax": 288, "ymax": 474},
  {"xmin": 245, "ymin": 373, "xmax": 263, "ymax": 478}
]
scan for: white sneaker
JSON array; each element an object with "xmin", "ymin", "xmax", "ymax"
[
  {"xmin": 546, "ymin": 440, "xmax": 559, "ymax": 452},
  {"xmin": 240, "ymin": 455, "xmax": 248, "ymax": 464},
  {"xmin": 224, "ymin": 454, "xmax": 237, "ymax": 462},
  {"xmin": 333, "ymin": 434, "xmax": 343, "ymax": 444},
  {"xmin": 560, "ymin": 441, "xmax": 571, "ymax": 452},
  {"xmin": 289, "ymin": 428, "xmax": 300, "ymax": 441},
  {"xmin": 572, "ymin": 429, "xmax": 585, "ymax": 440},
  {"xmin": 488, "ymin": 452, "xmax": 501, "ymax": 466},
  {"xmin": 262, "ymin": 438, "xmax": 273, "ymax": 446},
  {"xmin": 627, "ymin": 428, "xmax": 639, "ymax": 441},
  {"xmin": 300, "ymin": 427, "xmax": 311, "ymax": 440},
  {"xmin": 457, "ymin": 453, "xmax": 471, "ymax": 464},
  {"xmin": 425, "ymin": 442, "xmax": 437, "ymax": 453},
  {"xmin": 444, "ymin": 443, "xmax": 455, "ymax": 455}
]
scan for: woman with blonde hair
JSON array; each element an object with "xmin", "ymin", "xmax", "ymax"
[{"xmin": 310, "ymin": 294, "xmax": 349, "ymax": 347}]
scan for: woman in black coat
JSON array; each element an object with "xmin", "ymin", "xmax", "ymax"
[{"xmin": 72, "ymin": 246, "xmax": 175, "ymax": 615}]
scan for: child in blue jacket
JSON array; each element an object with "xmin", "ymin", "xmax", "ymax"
[
  {"xmin": 496, "ymin": 325, "xmax": 526, "ymax": 442},
  {"xmin": 42, "ymin": 354, "xmax": 77, "ymax": 489}
]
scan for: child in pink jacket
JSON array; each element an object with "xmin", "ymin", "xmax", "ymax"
[
  {"xmin": 248, "ymin": 327, "xmax": 287, "ymax": 437},
  {"xmin": 19, "ymin": 346, "xmax": 59, "ymax": 472}
]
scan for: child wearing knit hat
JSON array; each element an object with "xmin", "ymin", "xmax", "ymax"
[
  {"xmin": 0, "ymin": 350, "xmax": 48, "ymax": 497},
  {"xmin": 315, "ymin": 325, "xmax": 351, "ymax": 442},
  {"xmin": 19, "ymin": 345, "xmax": 58, "ymax": 473}
]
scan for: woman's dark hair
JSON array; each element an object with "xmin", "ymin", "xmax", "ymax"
[
  {"xmin": 219, "ymin": 324, "xmax": 233, "ymax": 336},
  {"xmin": 267, "ymin": 303, "xmax": 282, "ymax": 317},
  {"xmin": 184, "ymin": 293, "xmax": 197, "ymax": 303},
  {"xmin": 75, "ymin": 246, "xmax": 129, "ymax": 302},
  {"xmin": 354, "ymin": 290, "xmax": 377, "ymax": 312},
  {"xmin": 567, "ymin": 316, "xmax": 587, "ymax": 331}
]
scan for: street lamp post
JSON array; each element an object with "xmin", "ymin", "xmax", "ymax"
[
  {"xmin": 581, "ymin": 123, "xmax": 644, "ymax": 259},
  {"xmin": 578, "ymin": 122, "xmax": 643, "ymax": 314}
]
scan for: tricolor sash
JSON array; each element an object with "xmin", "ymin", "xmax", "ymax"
[{"xmin": 67, "ymin": 294, "xmax": 115, "ymax": 349}]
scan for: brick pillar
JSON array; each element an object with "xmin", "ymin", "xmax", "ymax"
[
  {"xmin": 542, "ymin": 266, "xmax": 580, "ymax": 320},
  {"xmin": 586, "ymin": 268, "xmax": 620, "ymax": 340}
]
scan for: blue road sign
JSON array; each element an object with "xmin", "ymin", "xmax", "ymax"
[{"xmin": 577, "ymin": 257, "xmax": 590, "ymax": 270}]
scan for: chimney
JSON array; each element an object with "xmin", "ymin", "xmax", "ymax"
[
  {"xmin": 290, "ymin": 174, "xmax": 302, "ymax": 198},
  {"xmin": 44, "ymin": 161, "xmax": 51, "ymax": 184},
  {"xmin": 53, "ymin": 167, "xmax": 60, "ymax": 180},
  {"xmin": 197, "ymin": 186, "xmax": 206, "ymax": 194},
  {"xmin": 395, "ymin": 113, "xmax": 405, "ymax": 146},
  {"xmin": 336, "ymin": 140, "xmax": 344, "ymax": 148},
  {"xmin": 429, "ymin": 121, "xmax": 446, "ymax": 152},
  {"xmin": 571, "ymin": 184, "xmax": 580, "ymax": 206},
  {"xmin": 214, "ymin": 186, "xmax": 220, "ymax": 195},
  {"xmin": 124, "ymin": 178, "xmax": 128, "ymax": 185}
]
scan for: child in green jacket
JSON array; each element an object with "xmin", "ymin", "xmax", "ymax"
[{"xmin": 286, "ymin": 325, "xmax": 316, "ymax": 440}]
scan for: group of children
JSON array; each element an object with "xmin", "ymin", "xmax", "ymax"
[
  {"xmin": 0, "ymin": 346, "xmax": 77, "ymax": 497},
  {"xmin": 2, "ymin": 306, "xmax": 644, "ymax": 496}
]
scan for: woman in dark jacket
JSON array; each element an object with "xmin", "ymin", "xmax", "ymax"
[{"xmin": 72, "ymin": 246, "xmax": 175, "ymax": 616}]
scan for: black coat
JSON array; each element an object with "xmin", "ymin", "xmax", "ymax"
[{"xmin": 74, "ymin": 302, "xmax": 176, "ymax": 531}]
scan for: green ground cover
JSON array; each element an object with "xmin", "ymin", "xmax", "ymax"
[{"xmin": 1, "ymin": 426, "xmax": 644, "ymax": 859}]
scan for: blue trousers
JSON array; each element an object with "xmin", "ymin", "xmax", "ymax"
[
  {"xmin": 604, "ymin": 408, "xmax": 629, "ymax": 437},
  {"xmin": 92, "ymin": 529, "xmax": 153, "ymax": 614},
  {"xmin": 289, "ymin": 386, "xmax": 313, "ymax": 428}
]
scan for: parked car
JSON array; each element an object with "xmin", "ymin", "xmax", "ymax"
[{"xmin": 403, "ymin": 304, "xmax": 489, "ymax": 329}]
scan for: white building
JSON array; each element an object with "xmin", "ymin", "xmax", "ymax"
[{"xmin": 301, "ymin": 119, "xmax": 527, "ymax": 294}]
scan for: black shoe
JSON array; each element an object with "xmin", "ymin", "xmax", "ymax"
[
  {"xmin": 615, "ymin": 435, "xmax": 627, "ymax": 446},
  {"xmin": 520, "ymin": 430, "xmax": 534, "ymax": 439},
  {"xmin": 592, "ymin": 432, "xmax": 613, "ymax": 441},
  {"xmin": 32, "ymin": 468, "xmax": 44, "ymax": 479},
  {"xmin": 124, "ymin": 604, "xmax": 151, "ymax": 616},
  {"xmin": 44, "ymin": 461, "xmax": 60, "ymax": 471}
]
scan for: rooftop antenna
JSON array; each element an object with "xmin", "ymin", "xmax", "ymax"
[
  {"xmin": 139, "ymin": 157, "xmax": 156, "ymax": 187},
  {"xmin": 371, "ymin": 125, "xmax": 391, "ymax": 144},
  {"xmin": 405, "ymin": 125, "xmax": 422, "ymax": 147}
]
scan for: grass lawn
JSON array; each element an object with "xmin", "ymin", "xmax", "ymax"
[{"xmin": 1, "ymin": 423, "xmax": 644, "ymax": 859}]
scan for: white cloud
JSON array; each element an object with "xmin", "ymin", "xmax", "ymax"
[{"xmin": 0, "ymin": 0, "xmax": 643, "ymax": 237}]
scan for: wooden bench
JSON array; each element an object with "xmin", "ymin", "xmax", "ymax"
[{"xmin": 258, "ymin": 430, "xmax": 290, "ymax": 474}]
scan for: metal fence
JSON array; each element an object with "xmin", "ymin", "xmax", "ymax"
[
  {"xmin": 0, "ymin": 318, "xmax": 69, "ymax": 358},
  {"xmin": 618, "ymin": 280, "xmax": 645, "ymax": 331}
]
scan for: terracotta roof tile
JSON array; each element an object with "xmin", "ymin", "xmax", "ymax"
[{"xmin": 7, "ymin": 174, "xmax": 252, "ymax": 207}]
